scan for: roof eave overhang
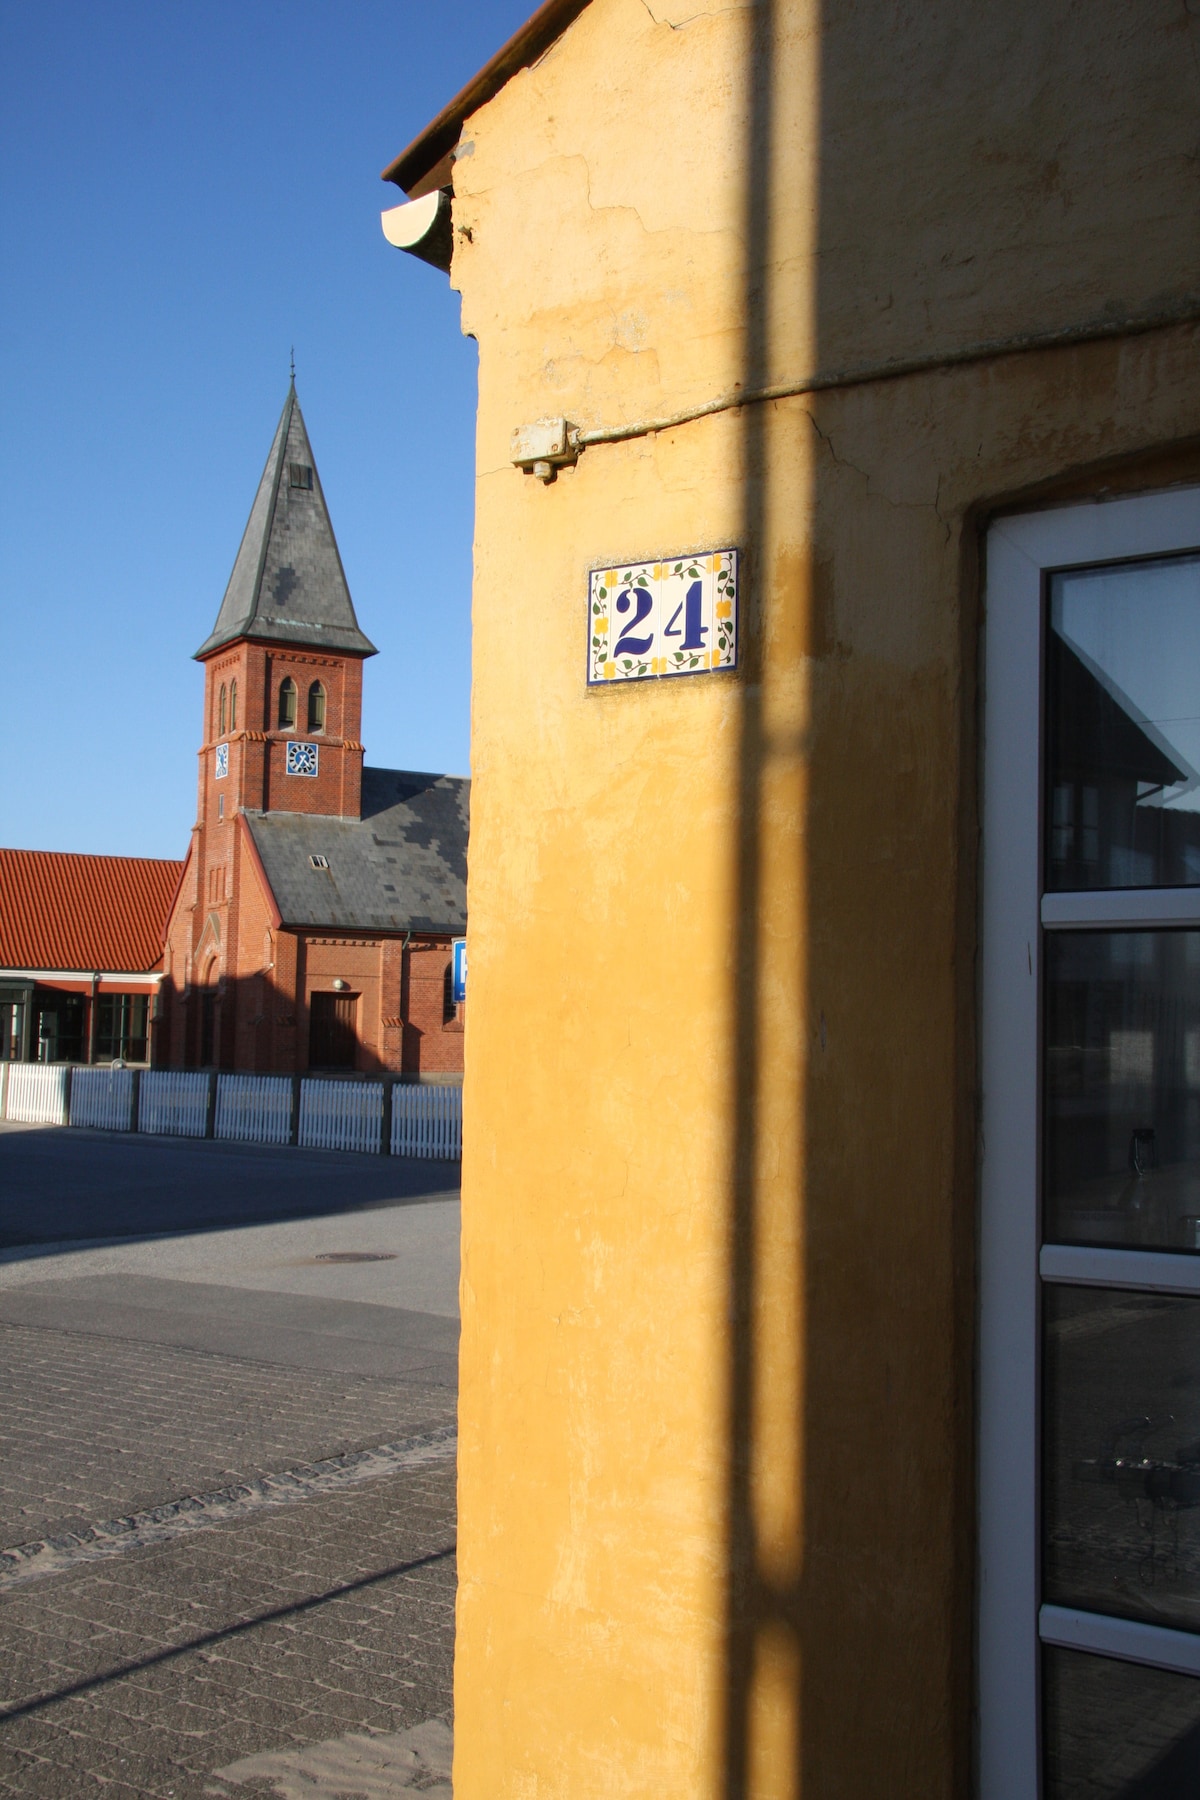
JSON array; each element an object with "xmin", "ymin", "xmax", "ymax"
[
  {"xmin": 381, "ymin": 0, "xmax": 593, "ymax": 196},
  {"xmin": 193, "ymin": 627, "xmax": 379, "ymax": 662},
  {"xmin": 276, "ymin": 919, "xmax": 465, "ymax": 938},
  {"xmin": 0, "ymin": 966, "xmax": 165, "ymax": 982}
]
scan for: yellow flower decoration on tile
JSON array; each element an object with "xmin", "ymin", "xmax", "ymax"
[
  {"xmin": 603, "ymin": 663, "xmax": 618, "ymax": 679},
  {"xmin": 715, "ymin": 600, "xmax": 732, "ymax": 619},
  {"xmin": 595, "ymin": 618, "xmax": 609, "ymax": 635}
]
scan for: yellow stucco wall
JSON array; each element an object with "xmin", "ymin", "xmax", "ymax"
[{"xmin": 445, "ymin": 1, "xmax": 1200, "ymax": 1793}]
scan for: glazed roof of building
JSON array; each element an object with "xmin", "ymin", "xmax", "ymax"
[
  {"xmin": 195, "ymin": 382, "xmax": 377, "ymax": 661},
  {"xmin": 245, "ymin": 767, "xmax": 469, "ymax": 935},
  {"xmin": 0, "ymin": 849, "xmax": 183, "ymax": 973},
  {"xmin": 382, "ymin": 0, "xmax": 592, "ymax": 196}
]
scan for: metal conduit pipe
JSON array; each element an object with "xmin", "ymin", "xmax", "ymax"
[{"xmin": 511, "ymin": 296, "xmax": 1200, "ymax": 480}]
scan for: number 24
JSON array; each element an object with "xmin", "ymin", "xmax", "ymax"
[{"xmin": 613, "ymin": 580, "xmax": 708, "ymax": 657}]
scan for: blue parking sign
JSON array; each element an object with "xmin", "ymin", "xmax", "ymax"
[{"xmin": 452, "ymin": 938, "xmax": 467, "ymax": 1005}]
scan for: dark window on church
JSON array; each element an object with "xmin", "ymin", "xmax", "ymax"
[
  {"xmin": 278, "ymin": 677, "xmax": 297, "ymax": 729},
  {"xmin": 289, "ymin": 463, "xmax": 313, "ymax": 490},
  {"xmin": 308, "ymin": 681, "xmax": 326, "ymax": 733},
  {"xmin": 219, "ymin": 684, "xmax": 227, "ymax": 736},
  {"xmin": 229, "ymin": 679, "xmax": 238, "ymax": 731}
]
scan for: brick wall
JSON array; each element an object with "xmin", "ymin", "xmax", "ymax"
[
  {"xmin": 157, "ymin": 637, "xmax": 462, "ymax": 1079},
  {"xmin": 160, "ymin": 912, "xmax": 464, "ymax": 1078},
  {"xmin": 199, "ymin": 643, "xmax": 366, "ymax": 826},
  {"xmin": 403, "ymin": 943, "xmax": 463, "ymax": 1075}
]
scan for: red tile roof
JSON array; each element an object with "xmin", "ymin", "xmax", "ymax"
[{"xmin": 0, "ymin": 849, "xmax": 184, "ymax": 974}]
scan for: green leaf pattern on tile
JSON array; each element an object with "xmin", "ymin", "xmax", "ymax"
[{"xmin": 589, "ymin": 551, "xmax": 738, "ymax": 683}]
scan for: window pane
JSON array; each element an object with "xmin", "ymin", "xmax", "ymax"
[
  {"xmin": 1044, "ymin": 1646, "xmax": 1200, "ymax": 1798},
  {"xmin": 94, "ymin": 995, "xmax": 115, "ymax": 1061},
  {"xmin": 91, "ymin": 994, "xmax": 147, "ymax": 1063},
  {"xmin": 127, "ymin": 995, "xmax": 148, "ymax": 1063},
  {"xmin": 33, "ymin": 993, "xmax": 84, "ymax": 1063},
  {"xmin": 1045, "ymin": 931, "xmax": 1200, "ymax": 1251},
  {"xmin": 0, "ymin": 1000, "xmax": 23, "ymax": 1060},
  {"xmin": 1044, "ymin": 1284, "xmax": 1200, "ymax": 1633},
  {"xmin": 1047, "ymin": 553, "xmax": 1200, "ymax": 891}
]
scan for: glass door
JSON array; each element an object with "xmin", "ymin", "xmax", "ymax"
[{"xmin": 982, "ymin": 490, "xmax": 1200, "ymax": 1799}]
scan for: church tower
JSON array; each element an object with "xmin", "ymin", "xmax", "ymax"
[
  {"xmin": 166, "ymin": 383, "xmax": 382, "ymax": 1070},
  {"xmin": 161, "ymin": 381, "xmax": 467, "ymax": 1078},
  {"xmin": 194, "ymin": 380, "xmax": 377, "ymax": 835}
]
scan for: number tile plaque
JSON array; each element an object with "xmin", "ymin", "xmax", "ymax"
[{"xmin": 588, "ymin": 550, "xmax": 739, "ymax": 686}]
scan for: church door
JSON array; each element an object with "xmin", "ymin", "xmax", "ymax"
[{"xmin": 309, "ymin": 992, "xmax": 358, "ymax": 1069}]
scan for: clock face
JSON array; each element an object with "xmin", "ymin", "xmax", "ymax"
[
  {"xmin": 287, "ymin": 741, "xmax": 319, "ymax": 778},
  {"xmin": 214, "ymin": 744, "xmax": 229, "ymax": 779}
]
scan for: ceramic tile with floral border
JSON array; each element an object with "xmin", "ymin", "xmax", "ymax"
[{"xmin": 588, "ymin": 550, "xmax": 739, "ymax": 685}]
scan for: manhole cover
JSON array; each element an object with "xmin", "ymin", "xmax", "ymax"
[{"xmin": 313, "ymin": 1252, "xmax": 398, "ymax": 1264}]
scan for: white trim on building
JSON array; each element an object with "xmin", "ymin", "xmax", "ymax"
[{"xmin": 980, "ymin": 485, "xmax": 1200, "ymax": 1796}]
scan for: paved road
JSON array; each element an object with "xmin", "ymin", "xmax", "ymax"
[
  {"xmin": 0, "ymin": 1125, "xmax": 460, "ymax": 1798},
  {"xmin": 0, "ymin": 1120, "xmax": 459, "ymax": 1248}
]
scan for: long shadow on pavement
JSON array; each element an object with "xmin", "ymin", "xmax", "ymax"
[{"xmin": 0, "ymin": 1123, "xmax": 459, "ymax": 1252}]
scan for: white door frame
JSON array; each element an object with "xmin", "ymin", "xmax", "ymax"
[{"xmin": 979, "ymin": 485, "xmax": 1200, "ymax": 1798}]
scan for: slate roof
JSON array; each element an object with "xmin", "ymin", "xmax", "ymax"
[
  {"xmin": 195, "ymin": 383, "xmax": 377, "ymax": 660},
  {"xmin": 0, "ymin": 849, "xmax": 183, "ymax": 973},
  {"xmin": 245, "ymin": 767, "xmax": 469, "ymax": 935}
]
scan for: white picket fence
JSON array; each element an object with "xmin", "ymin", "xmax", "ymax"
[
  {"xmin": 69, "ymin": 1066, "xmax": 135, "ymax": 1132},
  {"xmin": 300, "ymin": 1079, "xmax": 383, "ymax": 1154},
  {"xmin": 1, "ymin": 1062, "xmax": 463, "ymax": 1159},
  {"xmin": 215, "ymin": 1073, "xmax": 292, "ymax": 1146},
  {"xmin": 392, "ymin": 1083, "xmax": 463, "ymax": 1159},
  {"xmin": 139, "ymin": 1069, "xmax": 210, "ymax": 1138},
  {"xmin": 4, "ymin": 1063, "xmax": 69, "ymax": 1125}
]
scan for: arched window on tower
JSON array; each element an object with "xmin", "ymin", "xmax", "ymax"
[
  {"xmin": 218, "ymin": 684, "xmax": 227, "ymax": 736},
  {"xmin": 229, "ymin": 679, "xmax": 238, "ymax": 731},
  {"xmin": 307, "ymin": 681, "xmax": 326, "ymax": 733},
  {"xmin": 278, "ymin": 677, "xmax": 297, "ymax": 729}
]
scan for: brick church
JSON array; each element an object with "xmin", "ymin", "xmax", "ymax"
[{"xmin": 159, "ymin": 382, "xmax": 468, "ymax": 1078}]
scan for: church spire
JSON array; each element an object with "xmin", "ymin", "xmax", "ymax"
[{"xmin": 195, "ymin": 386, "xmax": 377, "ymax": 661}]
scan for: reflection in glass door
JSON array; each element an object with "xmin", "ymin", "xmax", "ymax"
[{"xmin": 982, "ymin": 493, "xmax": 1200, "ymax": 1799}]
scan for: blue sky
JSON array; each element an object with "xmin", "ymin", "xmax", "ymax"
[{"xmin": 0, "ymin": 0, "xmax": 530, "ymax": 859}]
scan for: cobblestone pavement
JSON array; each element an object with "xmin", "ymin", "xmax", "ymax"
[
  {"xmin": 0, "ymin": 1324, "xmax": 452, "ymax": 1548},
  {"xmin": 0, "ymin": 1461, "xmax": 455, "ymax": 1799},
  {"xmin": 0, "ymin": 1131, "xmax": 460, "ymax": 1798}
]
